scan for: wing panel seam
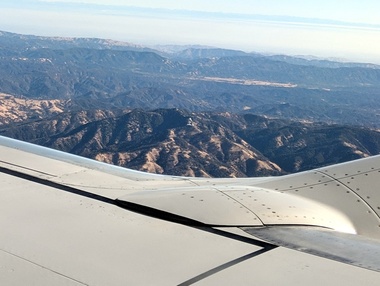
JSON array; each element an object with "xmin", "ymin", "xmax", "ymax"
[
  {"xmin": 0, "ymin": 248, "xmax": 89, "ymax": 286},
  {"xmin": 0, "ymin": 166, "xmax": 115, "ymax": 205},
  {"xmin": 316, "ymin": 170, "xmax": 380, "ymax": 221}
]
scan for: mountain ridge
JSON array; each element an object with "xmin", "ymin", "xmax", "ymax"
[{"xmin": 2, "ymin": 106, "xmax": 380, "ymax": 177}]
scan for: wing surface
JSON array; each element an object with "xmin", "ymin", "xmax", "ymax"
[{"xmin": 1, "ymin": 135, "xmax": 380, "ymax": 285}]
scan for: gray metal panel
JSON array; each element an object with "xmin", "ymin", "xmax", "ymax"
[
  {"xmin": 194, "ymin": 246, "xmax": 380, "ymax": 286},
  {"xmin": 219, "ymin": 186, "xmax": 355, "ymax": 232},
  {"xmin": 0, "ymin": 250, "xmax": 84, "ymax": 286},
  {"xmin": 118, "ymin": 188, "xmax": 263, "ymax": 226},
  {"xmin": 2, "ymin": 170, "xmax": 380, "ymax": 285},
  {"xmin": 317, "ymin": 157, "xmax": 380, "ymax": 219},
  {"xmin": 118, "ymin": 185, "xmax": 355, "ymax": 231},
  {"xmin": 242, "ymin": 226, "xmax": 380, "ymax": 272},
  {"xmin": 0, "ymin": 172, "xmax": 260, "ymax": 285},
  {"xmin": 252, "ymin": 169, "xmax": 380, "ymax": 238}
]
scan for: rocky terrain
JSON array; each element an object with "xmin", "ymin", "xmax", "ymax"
[
  {"xmin": 2, "ymin": 106, "xmax": 380, "ymax": 177},
  {"xmin": 0, "ymin": 93, "xmax": 68, "ymax": 125},
  {"xmin": 0, "ymin": 108, "xmax": 282, "ymax": 177}
]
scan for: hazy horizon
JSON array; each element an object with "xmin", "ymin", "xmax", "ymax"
[{"xmin": 1, "ymin": 0, "xmax": 380, "ymax": 64}]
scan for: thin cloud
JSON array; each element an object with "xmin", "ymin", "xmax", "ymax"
[{"xmin": 35, "ymin": 0, "xmax": 380, "ymax": 32}]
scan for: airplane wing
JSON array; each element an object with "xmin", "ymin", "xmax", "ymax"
[{"xmin": 1, "ymin": 135, "xmax": 380, "ymax": 285}]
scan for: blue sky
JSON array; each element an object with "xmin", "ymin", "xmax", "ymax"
[{"xmin": 1, "ymin": 0, "xmax": 380, "ymax": 63}]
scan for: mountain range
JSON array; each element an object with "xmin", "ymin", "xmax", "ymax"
[
  {"xmin": 1, "ymin": 30, "xmax": 380, "ymax": 127},
  {"xmin": 1, "ymin": 30, "xmax": 380, "ymax": 177}
]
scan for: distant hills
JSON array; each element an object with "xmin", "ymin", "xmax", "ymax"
[
  {"xmin": 1, "ymin": 30, "xmax": 380, "ymax": 127},
  {"xmin": 0, "ymin": 30, "xmax": 152, "ymax": 53}
]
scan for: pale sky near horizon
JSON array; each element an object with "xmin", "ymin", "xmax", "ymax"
[{"xmin": 1, "ymin": 0, "xmax": 380, "ymax": 63}]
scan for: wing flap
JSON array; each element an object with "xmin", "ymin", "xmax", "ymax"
[{"xmin": 243, "ymin": 226, "xmax": 380, "ymax": 272}]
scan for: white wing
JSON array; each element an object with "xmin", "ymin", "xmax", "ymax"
[{"xmin": 1, "ymin": 135, "xmax": 380, "ymax": 285}]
